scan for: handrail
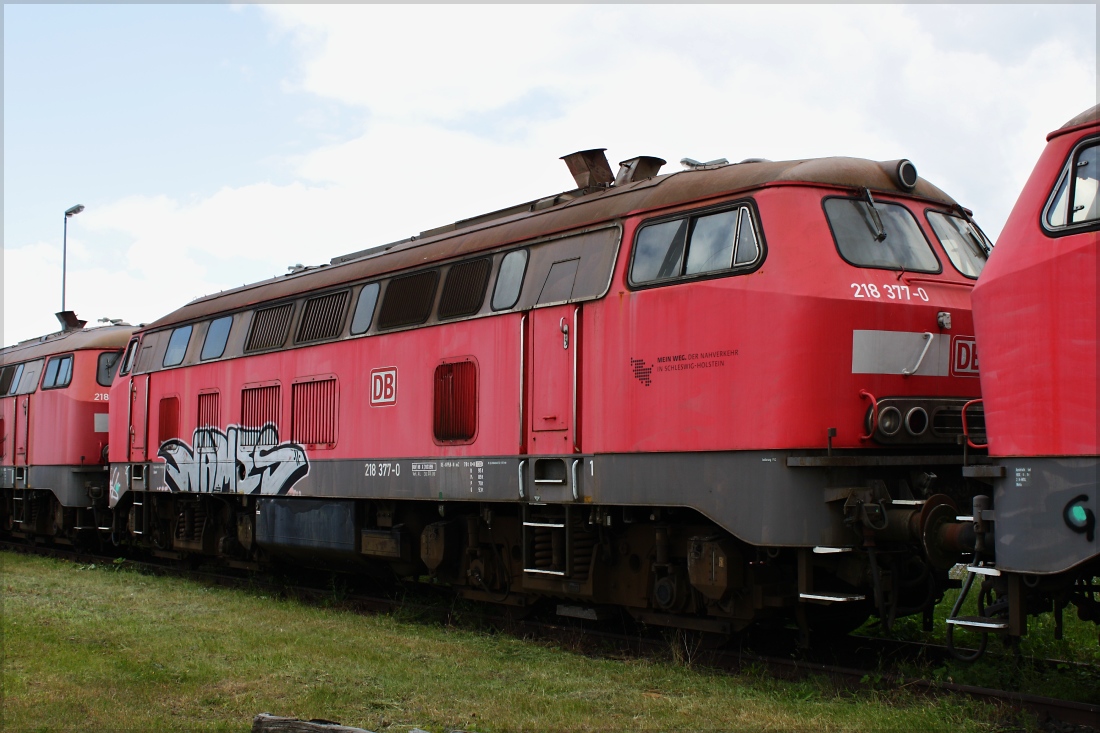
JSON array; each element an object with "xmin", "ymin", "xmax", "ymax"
[
  {"xmin": 572, "ymin": 306, "xmax": 580, "ymax": 452},
  {"xmin": 518, "ymin": 459, "xmax": 526, "ymax": 499},
  {"xmin": 902, "ymin": 332, "xmax": 934, "ymax": 376},
  {"xmin": 859, "ymin": 390, "xmax": 878, "ymax": 441},
  {"xmin": 901, "ymin": 275, "xmax": 975, "ymax": 288},
  {"xmin": 571, "ymin": 459, "xmax": 580, "ymax": 501},
  {"xmin": 961, "ymin": 399, "xmax": 987, "ymax": 449},
  {"xmin": 519, "ymin": 314, "xmax": 526, "ymax": 451}
]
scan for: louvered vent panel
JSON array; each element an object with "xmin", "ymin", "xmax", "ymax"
[
  {"xmin": 158, "ymin": 397, "xmax": 180, "ymax": 443},
  {"xmin": 246, "ymin": 304, "xmax": 293, "ymax": 352},
  {"xmin": 438, "ymin": 258, "xmax": 491, "ymax": 320},
  {"xmin": 241, "ymin": 385, "xmax": 280, "ymax": 446},
  {"xmin": 292, "ymin": 379, "xmax": 337, "ymax": 445},
  {"xmin": 377, "ymin": 270, "xmax": 439, "ymax": 330},
  {"xmin": 433, "ymin": 361, "xmax": 477, "ymax": 442},
  {"xmin": 196, "ymin": 392, "xmax": 220, "ymax": 450},
  {"xmin": 296, "ymin": 291, "xmax": 349, "ymax": 343}
]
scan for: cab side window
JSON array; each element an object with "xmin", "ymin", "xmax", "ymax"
[
  {"xmin": 119, "ymin": 338, "xmax": 139, "ymax": 377},
  {"xmin": 1045, "ymin": 139, "xmax": 1099, "ymax": 231},
  {"xmin": 630, "ymin": 203, "xmax": 763, "ymax": 287},
  {"xmin": 0, "ymin": 364, "xmax": 20, "ymax": 394},
  {"xmin": 42, "ymin": 354, "xmax": 74, "ymax": 390}
]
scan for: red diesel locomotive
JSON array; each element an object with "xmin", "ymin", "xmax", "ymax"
[
  {"xmin": 956, "ymin": 105, "xmax": 1099, "ymax": 652},
  {"xmin": 86, "ymin": 151, "xmax": 991, "ymax": 634},
  {"xmin": 1, "ymin": 316, "xmax": 133, "ymax": 538}
]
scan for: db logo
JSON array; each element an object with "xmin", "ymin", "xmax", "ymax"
[
  {"xmin": 951, "ymin": 337, "xmax": 979, "ymax": 376},
  {"xmin": 370, "ymin": 367, "xmax": 398, "ymax": 406}
]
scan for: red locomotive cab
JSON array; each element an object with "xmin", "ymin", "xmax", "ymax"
[
  {"xmin": 971, "ymin": 105, "xmax": 1099, "ymax": 578},
  {"xmin": 0, "ymin": 321, "xmax": 132, "ymax": 537},
  {"xmin": 588, "ymin": 159, "xmax": 991, "ymax": 459}
]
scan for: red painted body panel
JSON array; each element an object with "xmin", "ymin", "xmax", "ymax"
[
  {"xmin": 113, "ymin": 315, "xmax": 525, "ymax": 462},
  {"xmin": 113, "ymin": 182, "xmax": 985, "ymax": 472},
  {"xmin": 972, "ymin": 122, "xmax": 1099, "ymax": 457},
  {"xmin": 584, "ymin": 186, "xmax": 980, "ymax": 454}
]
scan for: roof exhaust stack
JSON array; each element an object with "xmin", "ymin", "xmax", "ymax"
[
  {"xmin": 614, "ymin": 156, "xmax": 667, "ymax": 186},
  {"xmin": 55, "ymin": 311, "xmax": 87, "ymax": 332},
  {"xmin": 560, "ymin": 149, "xmax": 614, "ymax": 190}
]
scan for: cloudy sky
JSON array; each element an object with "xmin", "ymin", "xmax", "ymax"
[{"xmin": 4, "ymin": 4, "xmax": 1096, "ymax": 346}]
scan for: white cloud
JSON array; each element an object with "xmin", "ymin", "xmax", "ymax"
[{"xmin": 4, "ymin": 4, "xmax": 1095, "ymax": 346}]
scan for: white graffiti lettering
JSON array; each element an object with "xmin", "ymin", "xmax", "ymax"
[{"xmin": 158, "ymin": 423, "xmax": 309, "ymax": 496}]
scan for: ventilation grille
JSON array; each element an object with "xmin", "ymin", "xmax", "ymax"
[
  {"xmin": 438, "ymin": 258, "xmax": 491, "ymax": 320},
  {"xmin": 296, "ymin": 291, "xmax": 349, "ymax": 343},
  {"xmin": 241, "ymin": 385, "xmax": 280, "ymax": 446},
  {"xmin": 246, "ymin": 303, "xmax": 293, "ymax": 352},
  {"xmin": 197, "ymin": 392, "xmax": 220, "ymax": 450},
  {"xmin": 378, "ymin": 270, "xmax": 439, "ymax": 330},
  {"xmin": 292, "ymin": 379, "xmax": 337, "ymax": 446},
  {"xmin": 159, "ymin": 397, "xmax": 180, "ymax": 443},
  {"xmin": 433, "ymin": 361, "xmax": 477, "ymax": 442}
]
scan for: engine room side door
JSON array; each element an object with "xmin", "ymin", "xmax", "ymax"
[
  {"xmin": 129, "ymin": 375, "xmax": 149, "ymax": 462},
  {"xmin": 529, "ymin": 303, "xmax": 578, "ymax": 455}
]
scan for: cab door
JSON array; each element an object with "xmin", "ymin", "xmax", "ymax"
[
  {"xmin": 0, "ymin": 398, "xmax": 12, "ymax": 464},
  {"xmin": 14, "ymin": 396, "xmax": 29, "ymax": 466},
  {"xmin": 129, "ymin": 375, "xmax": 149, "ymax": 462},
  {"xmin": 529, "ymin": 303, "xmax": 579, "ymax": 455}
]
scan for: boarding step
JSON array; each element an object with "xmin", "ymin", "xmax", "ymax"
[
  {"xmin": 799, "ymin": 592, "xmax": 866, "ymax": 604},
  {"xmin": 946, "ymin": 616, "xmax": 1009, "ymax": 632},
  {"xmin": 556, "ymin": 604, "xmax": 609, "ymax": 621},
  {"xmin": 967, "ymin": 565, "xmax": 1001, "ymax": 576},
  {"xmin": 813, "ymin": 546, "xmax": 853, "ymax": 554}
]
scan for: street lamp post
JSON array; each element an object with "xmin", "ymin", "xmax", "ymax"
[{"xmin": 62, "ymin": 204, "xmax": 85, "ymax": 313}]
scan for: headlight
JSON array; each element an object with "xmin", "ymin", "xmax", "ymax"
[
  {"xmin": 905, "ymin": 406, "xmax": 929, "ymax": 436},
  {"xmin": 878, "ymin": 406, "xmax": 902, "ymax": 435}
]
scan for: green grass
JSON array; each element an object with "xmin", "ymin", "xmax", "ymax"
[
  {"xmin": 855, "ymin": 574, "xmax": 1100, "ymax": 703},
  {"xmin": 2, "ymin": 551, "xmax": 1024, "ymax": 733}
]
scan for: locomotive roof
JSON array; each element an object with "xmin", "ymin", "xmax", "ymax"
[
  {"xmin": 1049, "ymin": 104, "xmax": 1100, "ymax": 140},
  {"xmin": 148, "ymin": 156, "xmax": 959, "ymax": 330},
  {"xmin": 0, "ymin": 324, "xmax": 134, "ymax": 363}
]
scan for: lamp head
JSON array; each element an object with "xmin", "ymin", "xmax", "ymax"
[{"xmin": 65, "ymin": 204, "xmax": 85, "ymax": 217}]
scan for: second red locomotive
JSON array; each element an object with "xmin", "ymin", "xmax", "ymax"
[{"xmin": 956, "ymin": 105, "xmax": 1099, "ymax": 653}]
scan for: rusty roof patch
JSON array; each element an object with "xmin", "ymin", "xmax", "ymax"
[
  {"xmin": 146, "ymin": 156, "xmax": 959, "ymax": 331},
  {"xmin": 1, "ymin": 324, "xmax": 135, "ymax": 363}
]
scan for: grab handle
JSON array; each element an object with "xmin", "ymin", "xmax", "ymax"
[
  {"xmin": 859, "ymin": 390, "xmax": 878, "ymax": 441},
  {"xmin": 962, "ymin": 399, "xmax": 987, "ymax": 449},
  {"xmin": 902, "ymin": 332, "xmax": 934, "ymax": 376}
]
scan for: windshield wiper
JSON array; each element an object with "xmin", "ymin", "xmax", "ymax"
[
  {"xmin": 862, "ymin": 188, "xmax": 887, "ymax": 242},
  {"xmin": 955, "ymin": 205, "xmax": 991, "ymax": 256}
]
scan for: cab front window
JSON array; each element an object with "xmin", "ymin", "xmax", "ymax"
[
  {"xmin": 824, "ymin": 197, "xmax": 940, "ymax": 273},
  {"xmin": 926, "ymin": 211, "xmax": 990, "ymax": 279}
]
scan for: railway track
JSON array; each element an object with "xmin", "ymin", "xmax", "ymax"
[{"xmin": 4, "ymin": 538, "xmax": 1097, "ymax": 731}]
